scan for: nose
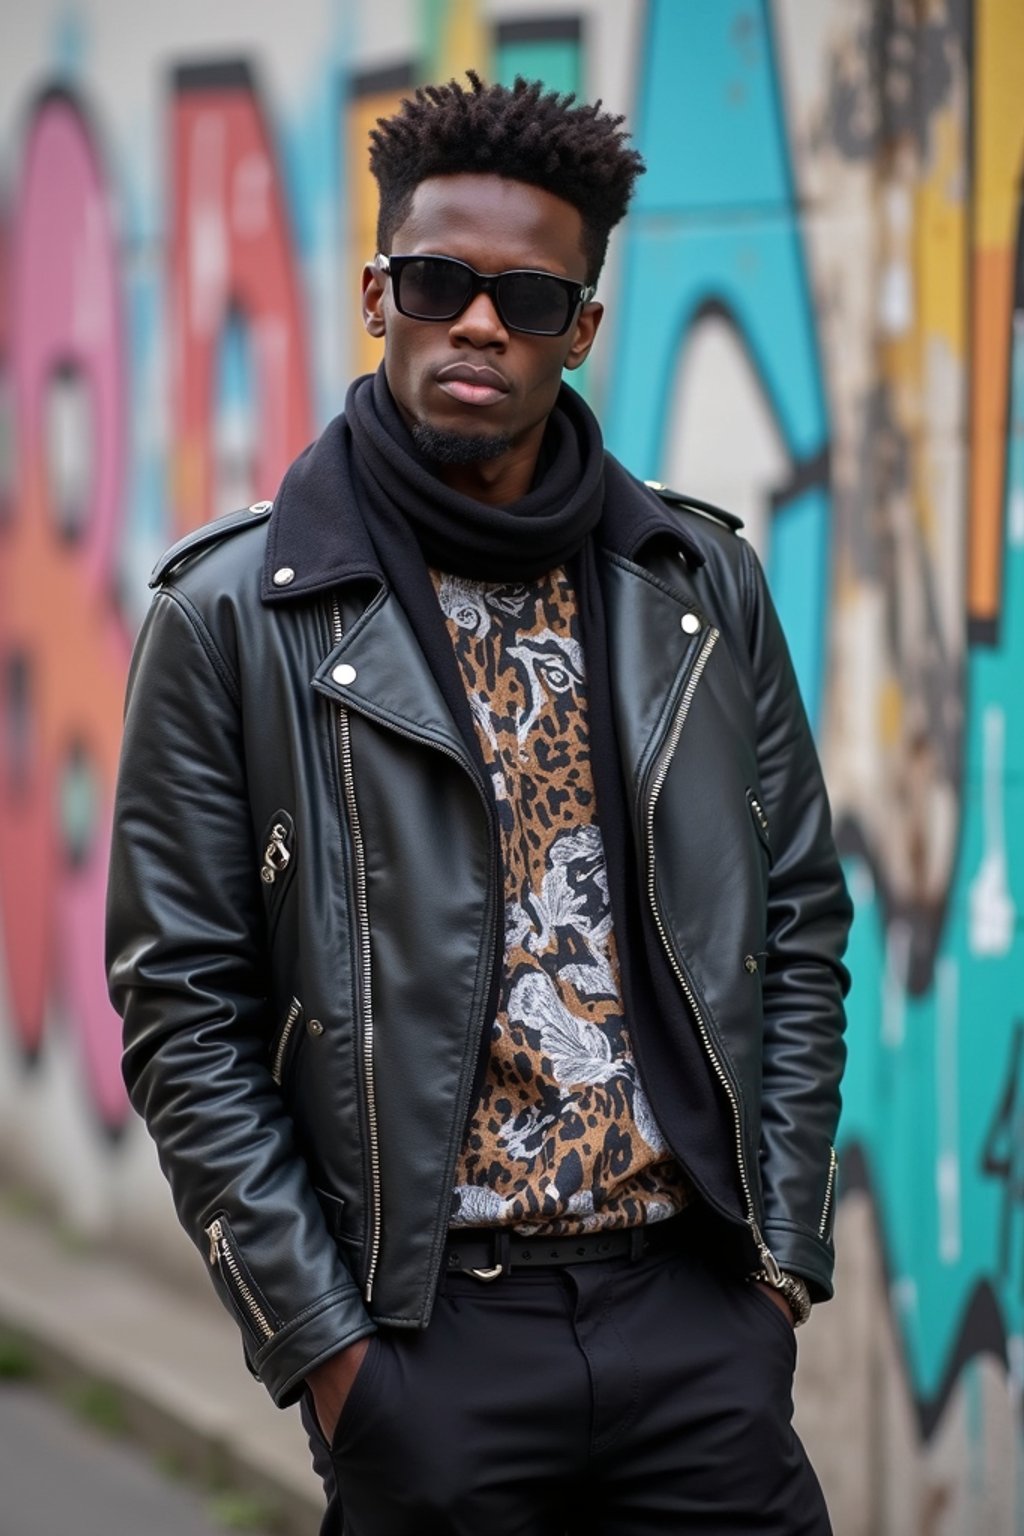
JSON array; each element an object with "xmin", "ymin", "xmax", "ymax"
[{"xmin": 449, "ymin": 289, "xmax": 508, "ymax": 347}]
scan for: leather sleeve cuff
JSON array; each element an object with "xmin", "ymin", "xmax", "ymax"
[{"xmin": 251, "ymin": 1286, "xmax": 376, "ymax": 1407}]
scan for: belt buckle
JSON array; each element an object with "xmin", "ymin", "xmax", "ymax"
[{"xmin": 466, "ymin": 1229, "xmax": 509, "ymax": 1281}]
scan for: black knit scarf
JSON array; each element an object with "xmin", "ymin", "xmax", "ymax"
[
  {"xmin": 347, "ymin": 366, "xmax": 605, "ymax": 579},
  {"xmin": 344, "ymin": 366, "xmax": 617, "ymax": 828},
  {"xmin": 343, "ymin": 367, "xmax": 742, "ymax": 1229},
  {"xmin": 345, "ymin": 368, "xmax": 623, "ymax": 907}
]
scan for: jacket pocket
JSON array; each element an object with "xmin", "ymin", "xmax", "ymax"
[
  {"xmin": 316, "ymin": 1187, "xmax": 363, "ymax": 1253},
  {"xmin": 746, "ymin": 788, "xmax": 771, "ymax": 858},
  {"xmin": 269, "ymin": 996, "xmax": 303, "ymax": 1086},
  {"xmin": 205, "ymin": 1212, "xmax": 280, "ymax": 1345},
  {"xmin": 259, "ymin": 810, "xmax": 296, "ymax": 940}
]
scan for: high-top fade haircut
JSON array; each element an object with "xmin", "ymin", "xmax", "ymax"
[{"xmin": 368, "ymin": 71, "xmax": 645, "ymax": 287}]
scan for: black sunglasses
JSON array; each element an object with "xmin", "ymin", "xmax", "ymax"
[{"xmin": 375, "ymin": 253, "xmax": 596, "ymax": 337}]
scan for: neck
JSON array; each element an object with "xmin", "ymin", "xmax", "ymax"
[
  {"xmin": 347, "ymin": 370, "xmax": 605, "ymax": 582},
  {"xmin": 433, "ymin": 429, "xmax": 544, "ymax": 505}
]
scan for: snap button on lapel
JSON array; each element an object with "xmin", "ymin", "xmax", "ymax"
[
  {"xmin": 744, "ymin": 955, "xmax": 759, "ymax": 974},
  {"xmin": 250, "ymin": 500, "xmax": 273, "ymax": 513},
  {"xmin": 681, "ymin": 612, "xmax": 701, "ymax": 634},
  {"xmin": 273, "ymin": 566, "xmax": 295, "ymax": 586},
  {"xmin": 332, "ymin": 663, "xmax": 357, "ymax": 686}
]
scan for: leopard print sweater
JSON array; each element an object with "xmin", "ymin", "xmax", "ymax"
[{"xmin": 434, "ymin": 564, "xmax": 688, "ymax": 1234}]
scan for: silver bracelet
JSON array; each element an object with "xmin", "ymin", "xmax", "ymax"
[{"xmin": 750, "ymin": 1268, "xmax": 812, "ymax": 1327}]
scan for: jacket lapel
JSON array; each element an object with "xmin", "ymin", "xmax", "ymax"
[
  {"xmin": 601, "ymin": 551, "xmax": 712, "ymax": 811},
  {"xmin": 312, "ymin": 588, "xmax": 473, "ymax": 768},
  {"xmin": 309, "ymin": 545, "xmax": 716, "ymax": 798}
]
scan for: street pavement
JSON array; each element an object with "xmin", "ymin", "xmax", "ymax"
[
  {"xmin": 0, "ymin": 1382, "xmax": 275, "ymax": 1536},
  {"xmin": 0, "ymin": 1199, "xmax": 321, "ymax": 1536}
]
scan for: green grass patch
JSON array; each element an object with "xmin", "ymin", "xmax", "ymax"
[
  {"xmin": 206, "ymin": 1489, "xmax": 279, "ymax": 1531},
  {"xmin": 0, "ymin": 1331, "xmax": 35, "ymax": 1380},
  {"xmin": 53, "ymin": 1221, "xmax": 94, "ymax": 1256},
  {"xmin": 66, "ymin": 1379, "xmax": 128, "ymax": 1436},
  {"xmin": 0, "ymin": 1187, "xmax": 46, "ymax": 1220},
  {"xmin": 155, "ymin": 1447, "xmax": 187, "ymax": 1482}
]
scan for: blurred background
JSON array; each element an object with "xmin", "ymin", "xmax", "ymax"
[{"xmin": 0, "ymin": 1, "xmax": 1021, "ymax": 1532}]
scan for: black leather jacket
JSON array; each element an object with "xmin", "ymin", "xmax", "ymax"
[{"xmin": 107, "ymin": 441, "xmax": 851, "ymax": 1408}]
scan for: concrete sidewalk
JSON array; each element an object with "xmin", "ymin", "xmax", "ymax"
[{"xmin": 0, "ymin": 1199, "xmax": 322, "ymax": 1535}]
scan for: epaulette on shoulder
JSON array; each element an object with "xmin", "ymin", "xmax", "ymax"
[
  {"xmin": 149, "ymin": 500, "xmax": 274, "ymax": 588},
  {"xmin": 644, "ymin": 481, "xmax": 744, "ymax": 533}
]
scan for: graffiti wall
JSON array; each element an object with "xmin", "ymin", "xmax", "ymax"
[{"xmin": 0, "ymin": 2, "xmax": 1020, "ymax": 1529}]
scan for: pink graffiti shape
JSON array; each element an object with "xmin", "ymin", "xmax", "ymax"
[{"xmin": 1, "ymin": 90, "xmax": 131, "ymax": 1125}]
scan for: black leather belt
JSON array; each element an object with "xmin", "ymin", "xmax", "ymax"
[{"xmin": 444, "ymin": 1211, "xmax": 689, "ymax": 1281}]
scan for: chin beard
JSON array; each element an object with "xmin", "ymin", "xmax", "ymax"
[{"xmin": 411, "ymin": 422, "xmax": 512, "ymax": 465}]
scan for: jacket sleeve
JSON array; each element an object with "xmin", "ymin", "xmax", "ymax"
[
  {"xmin": 106, "ymin": 587, "xmax": 374, "ymax": 1404},
  {"xmin": 742, "ymin": 539, "xmax": 853, "ymax": 1300}
]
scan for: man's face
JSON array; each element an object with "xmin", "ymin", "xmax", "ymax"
[{"xmin": 362, "ymin": 174, "xmax": 602, "ymax": 497}]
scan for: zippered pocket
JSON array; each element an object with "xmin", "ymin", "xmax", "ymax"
[
  {"xmin": 205, "ymin": 1213, "xmax": 279, "ymax": 1344},
  {"xmin": 746, "ymin": 788, "xmax": 771, "ymax": 857},
  {"xmin": 259, "ymin": 810, "xmax": 296, "ymax": 940},
  {"xmin": 818, "ymin": 1146, "xmax": 838, "ymax": 1240},
  {"xmin": 269, "ymin": 996, "xmax": 303, "ymax": 1086}
]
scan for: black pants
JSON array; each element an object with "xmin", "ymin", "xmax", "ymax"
[{"xmin": 301, "ymin": 1244, "xmax": 832, "ymax": 1535}]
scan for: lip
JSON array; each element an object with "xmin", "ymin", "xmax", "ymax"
[{"xmin": 434, "ymin": 361, "xmax": 510, "ymax": 407}]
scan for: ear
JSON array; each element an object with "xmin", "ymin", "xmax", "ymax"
[
  {"xmin": 563, "ymin": 302, "xmax": 603, "ymax": 372},
  {"xmin": 362, "ymin": 263, "xmax": 387, "ymax": 338}
]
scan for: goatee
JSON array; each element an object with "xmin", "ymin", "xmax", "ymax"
[{"xmin": 411, "ymin": 423, "xmax": 512, "ymax": 465}]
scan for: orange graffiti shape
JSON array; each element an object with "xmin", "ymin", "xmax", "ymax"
[{"xmin": 0, "ymin": 451, "xmax": 130, "ymax": 1073}]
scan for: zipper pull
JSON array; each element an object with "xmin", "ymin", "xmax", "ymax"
[
  {"xmin": 261, "ymin": 824, "xmax": 291, "ymax": 885},
  {"xmin": 749, "ymin": 1218, "xmax": 782, "ymax": 1285},
  {"xmin": 206, "ymin": 1218, "xmax": 223, "ymax": 1266}
]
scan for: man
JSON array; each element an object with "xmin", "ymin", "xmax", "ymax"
[{"xmin": 108, "ymin": 74, "xmax": 851, "ymax": 1534}]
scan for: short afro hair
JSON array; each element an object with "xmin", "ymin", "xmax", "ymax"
[{"xmin": 368, "ymin": 71, "xmax": 645, "ymax": 286}]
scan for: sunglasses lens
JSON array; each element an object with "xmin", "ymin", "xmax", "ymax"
[
  {"xmin": 395, "ymin": 258, "xmax": 472, "ymax": 320},
  {"xmin": 387, "ymin": 256, "xmax": 579, "ymax": 334},
  {"xmin": 497, "ymin": 272, "xmax": 572, "ymax": 335}
]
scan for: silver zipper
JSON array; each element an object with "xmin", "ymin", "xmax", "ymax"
[
  {"xmin": 270, "ymin": 997, "xmax": 301, "ymax": 1085},
  {"xmin": 749, "ymin": 794, "xmax": 769, "ymax": 838},
  {"xmin": 331, "ymin": 600, "xmax": 382, "ymax": 1302},
  {"xmin": 644, "ymin": 626, "xmax": 781, "ymax": 1284},
  {"xmin": 328, "ymin": 596, "xmax": 498, "ymax": 1306},
  {"xmin": 205, "ymin": 1217, "xmax": 275, "ymax": 1340},
  {"xmin": 819, "ymin": 1145, "xmax": 838, "ymax": 1238},
  {"xmin": 261, "ymin": 822, "xmax": 291, "ymax": 885}
]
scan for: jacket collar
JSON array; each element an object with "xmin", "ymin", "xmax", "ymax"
[
  {"xmin": 277, "ymin": 412, "xmax": 714, "ymax": 783},
  {"xmin": 599, "ymin": 455, "xmax": 706, "ymax": 572},
  {"xmin": 261, "ymin": 414, "xmax": 383, "ymax": 604},
  {"xmin": 260, "ymin": 410, "xmax": 705, "ymax": 606}
]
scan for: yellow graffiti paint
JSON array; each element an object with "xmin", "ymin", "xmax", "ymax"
[
  {"xmin": 345, "ymin": 2, "xmax": 490, "ymax": 382},
  {"xmin": 878, "ymin": 677, "xmax": 905, "ymax": 750},
  {"xmin": 875, "ymin": 9, "xmax": 969, "ymax": 628},
  {"xmin": 347, "ymin": 80, "xmax": 409, "ymax": 379},
  {"xmin": 917, "ymin": 111, "xmax": 967, "ymax": 364},
  {"xmin": 424, "ymin": 0, "xmax": 489, "ymax": 82},
  {"xmin": 969, "ymin": 0, "xmax": 1024, "ymax": 635}
]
